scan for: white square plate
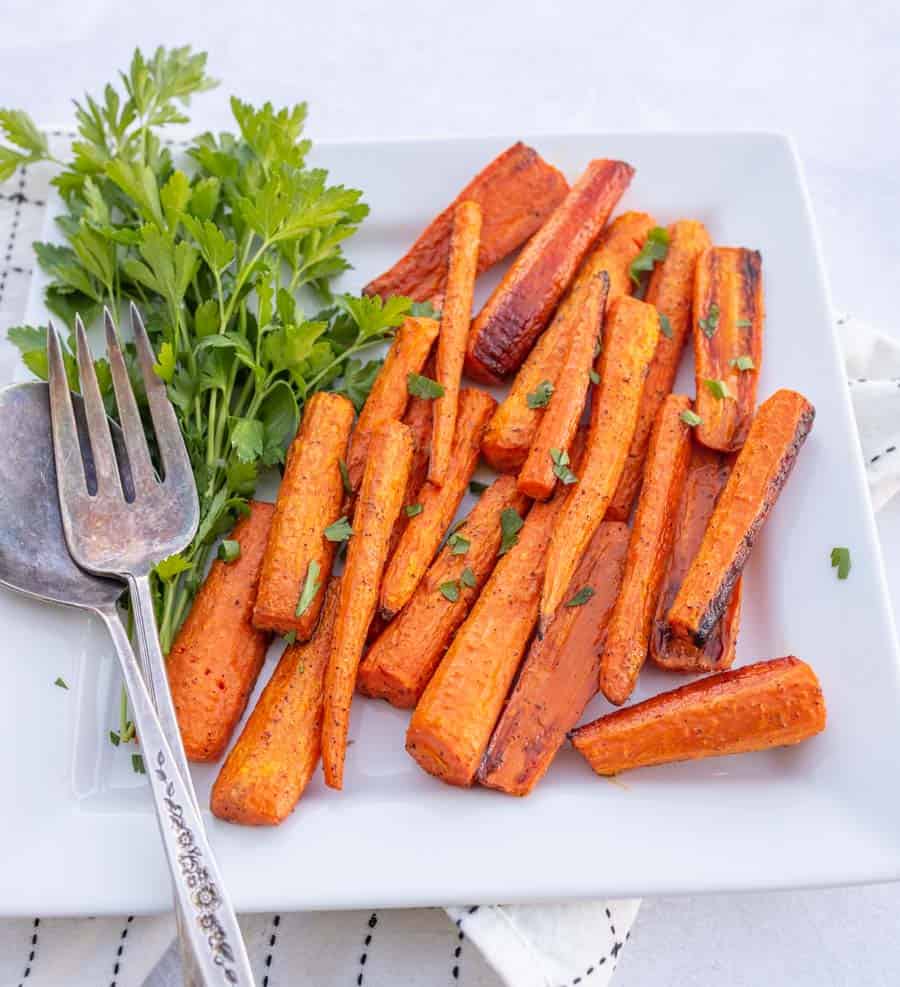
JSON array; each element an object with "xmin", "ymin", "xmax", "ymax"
[{"xmin": 3, "ymin": 133, "xmax": 900, "ymax": 916}]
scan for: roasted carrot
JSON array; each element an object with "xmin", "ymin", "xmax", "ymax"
[
  {"xmin": 358, "ymin": 475, "xmax": 530, "ymax": 708},
  {"xmin": 380, "ymin": 388, "xmax": 497, "ymax": 617},
  {"xmin": 540, "ymin": 296, "xmax": 659, "ymax": 629},
  {"xmin": 406, "ymin": 450, "xmax": 581, "ymax": 787},
  {"xmin": 345, "ymin": 315, "xmax": 439, "ymax": 490},
  {"xmin": 693, "ymin": 246, "xmax": 764, "ymax": 452},
  {"xmin": 651, "ymin": 443, "xmax": 742, "ymax": 672},
  {"xmin": 517, "ymin": 271, "xmax": 608, "ymax": 500},
  {"xmin": 571, "ymin": 656, "xmax": 826, "ymax": 776},
  {"xmin": 478, "ymin": 522, "xmax": 629, "ymax": 796},
  {"xmin": 365, "ymin": 142, "xmax": 568, "ymax": 303},
  {"xmin": 430, "ymin": 200, "xmax": 482, "ymax": 485},
  {"xmin": 465, "ymin": 159, "xmax": 634, "ymax": 383},
  {"xmin": 599, "ymin": 395, "xmax": 693, "ymax": 705},
  {"xmin": 480, "ymin": 211, "xmax": 655, "ymax": 473},
  {"xmin": 168, "ymin": 500, "xmax": 274, "ymax": 762},
  {"xmin": 385, "ymin": 390, "xmax": 433, "ymax": 563},
  {"xmin": 607, "ymin": 219, "xmax": 712, "ymax": 520},
  {"xmin": 210, "ymin": 578, "xmax": 341, "ymax": 825},
  {"xmin": 322, "ymin": 421, "xmax": 413, "ymax": 789},
  {"xmin": 667, "ymin": 389, "xmax": 815, "ymax": 645}
]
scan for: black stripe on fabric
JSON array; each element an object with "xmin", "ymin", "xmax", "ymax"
[
  {"xmin": 16, "ymin": 916, "xmax": 40, "ymax": 985},
  {"xmin": 261, "ymin": 914, "xmax": 281, "ymax": 987},
  {"xmin": 356, "ymin": 912, "xmax": 378, "ymax": 986},
  {"xmin": 108, "ymin": 915, "xmax": 134, "ymax": 987}
]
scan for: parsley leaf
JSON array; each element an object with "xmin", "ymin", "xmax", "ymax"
[
  {"xmin": 731, "ymin": 355, "xmax": 755, "ymax": 372},
  {"xmin": 499, "ymin": 507, "xmax": 524, "ymax": 556},
  {"xmin": 589, "ymin": 369, "xmax": 600, "ymax": 385},
  {"xmin": 550, "ymin": 448, "xmax": 578, "ymax": 485},
  {"xmin": 407, "ymin": 373, "xmax": 444, "ymax": 400},
  {"xmin": 54, "ymin": 676, "xmax": 69, "ymax": 690},
  {"xmin": 405, "ymin": 503, "xmax": 423, "ymax": 517},
  {"xmin": 283, "ymin": 631, "xmax": 297, "ymax": 646},
  {"xmin": 447, "ymin": 532, "xmax": 470, "ymax": 556},
  {"xmin": 324, "ymin": 516, "xmax": 353, "ymax": 542},
  {"xmin": 132, "ymin": 753, "xmax": 146, "ymax": 775},
  {"xmin": 339, "ymin": 458, "xmax": 352, "ymax": 496},
  {"xmin": 629, "ymin": 226, "xmax": 670, "ymax": 286},
  {"xmin": 109, "ymin": 730, "xmax": 120, "ymax": 747},
  {"xmin": 460, "ymin": 566, "xmax": 477, "ymax": 589},
  {"xmin": 680, "ymin": 409, "xmax": 703, "ymax": 427},
  {"xmin": 703, "ymin": 378, "xmax": 731, "ymax": 400},
  {"xmin": 830, "ymin": 546, "xmax": 851, "ymax": 580},
  {"xmin": 658, "ymin": 313, "xmax": 673, "ymax": 339},
  {"xmin": 527, "ymin": 380, "xmax": 554, "ymax": 409},
  {"xmin": 698, "ymin": 303, "xmax": 720, "ymax": 339},
  {"xmin": 295, "ymin": 560, "xmax": 321, "ymax": 617},
  {"xmin": 565, "ymin": 586, "xmax": 595, "ymax": 608},
  {"xmin": 217, "ymin": 539, "xmax": 241, "ymax": 562},
  {"xmin": 439, "ymin": 580, "xmax": 460, "ymax": 602},
  {"xmin": 410, "ymin": 301, "xmax": 441, "ymax": 319},
  {"xmin": 736, "ymin": 318, "xmax": 753, "ymax": 328}
]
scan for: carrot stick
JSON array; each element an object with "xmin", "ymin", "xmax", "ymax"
[
  {"xmin": 599, "ymin": 395, "xmax": 694, "ymax": 705},
  {"xmin": 168, "ymin": 500, "xmax": 274, "ymax": 762},
  {"xmin": 478, "ymin": 522, "xmax": 629, "ymax": 796},
  {"xmin": 465, "ymin": 160, "xmax": 634, "ymax": 383},
  {"xmin": 210, "ymin": 577, "xmax": 341, "ymax": 825},
  {"xmin": 517, "ymin": 271, "xmax": 608, "ymax": 500},
  {"xmin": 651, "ymin": 443, "xmax": 742, "ymax": 673},
  {"xmin": 480, "ymin": 211, "xmax": 655, "ymax": 473},
  {"xmin": 540, "ymin": 296, "xmax": 659, "ymax": 630},
  {"xmin": 253, "ymin": 392, "xmax": 355, "ymax": 638},
  {"xmin": 380, "ymin": 389, "xmax": 496, "ymax": 617},
  {"xmin": 667, "ymin": 389, "xmax": 815, "ymax": 645},
  {"xmin": 571, "ymin": 657, "xmax": 826, "ymax": 776},
  {"xmin": 385, "ymin": 389, "xmax": 433, "ymax": 561},
  {"xmin": 430, "ymin": 200, "xmax": 482, "ymax": 485},
  {"xmin": 607, "ymin": 219, "xmax": 712, "ymax": 520},
  {"xmin": 358, "ymin": 475, "xmax": 530, "ymax": 708},
  {"xmin": 345, "ymin": 315, "xmax": 439, "ymax": 490},
  {"xmin": 365, "ymin": 142, "xmax": 568, "ymax": 304},
  {"xmin": 693, "ymin": 246, "xmax": 764, "ymax": 452},
  {"xmin": 405, "ymin": 444, "xmax": 582, "ymax": 787},
  {"xmin": 322, "ymin": 421, "xmax": 414, "ymax": 789}
]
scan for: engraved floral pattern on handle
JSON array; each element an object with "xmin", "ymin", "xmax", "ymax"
[{"xmin": 154, "ymin": 749, "xmax": 238, "ymax": 984}]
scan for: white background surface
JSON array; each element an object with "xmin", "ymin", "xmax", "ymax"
[{"xmin": 3, "ymin": 0, "xmax": 899, "ymax": 981}]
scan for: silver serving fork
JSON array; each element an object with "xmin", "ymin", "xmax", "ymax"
[{"xmin": 47, "ymin": 305, "xmax": 254, "ymax": 986}]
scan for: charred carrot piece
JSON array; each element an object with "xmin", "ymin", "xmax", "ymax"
[
  {"xmin": 358, "ymin": 475, "xmax": 530, "ymax": 708},
  {"xmin": 517, "ymin": 271, "xmax": 608, "ymax": 500},
  {"xmin": 693, "ymin": 247, "xmax": 764, "ymax": 452},
  {"xmin": 384, "ymin": 390, "xmax": 433, "ymax": 563},
  {"xmin": 540, "ymin": 296, "xmax": 658, "ymax": 629},
  {"xmin": 667, "ymin": 389, "xmax": 815, "ymax": 645},
  {"xmin": 253, "ymin": 392, "xmax": 355, "ymax": 638},
  {"xmin": 168, "ymin": 500, "xmax": 274, "ymax": 762},
  {"xmin": 403, "ymin": 432, "xmax": 590, "ymax": 787},
  {"xmin": 322, "ymin": 421, "xmax": 413, "ymax": 789},
  {"xmin": 465, "ymin": 160, "xmax": 634, "ymax": 383},
  {"xmin": 431, "ymin": 201, "xmax": 482, "ymax": 485},
  {"xmin": 651, "ymin": 443, "xmax": 742, "ymax": 673},
  {"xmin": 599, "ymin": 396, "xmax": 694, "ymax": 705},
  {"xmin": 210, "ymin": 578, "xmax": 341, "ymax": 825},
  {"xmin": 480, "ymin": 211, "xmax": 655, "ymax": 473},
  {"xmin": 478, "ymin": 522, "xmax": 629, "ymax": 796},
  {"xmin": 607, "ymin": 220, "xmax": 712, "ymax": 520},
  {"xmin": 345, "ymin": 315, "xmax": 439, "ymax": 489},
  {"xmin": 380, "ymin": 389, "xmax": 497, "ymax": 617},
  {"xmin": 365, "ymin": 142, "xmax": 568, "ymax": 304},
  {"xmin": 571, "ymin": 656, "xmax": 826, "ymax": 775}
]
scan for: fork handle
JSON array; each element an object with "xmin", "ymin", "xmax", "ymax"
[{"xmin": 99, "ymin": 605, "xmax": 255, "ymax": 986}]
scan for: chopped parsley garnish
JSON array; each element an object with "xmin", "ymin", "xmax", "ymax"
[
  {"xmin": 217, "ymin": 539, "xmax": 241, "ymax": 562},
  {"xmin": 499, "ymin": 507, "xmax": 524, "ymax": 555},
  {"xmin": 109, "ymin": 730, "xmax": 120, "ymax": 747},
  {"xmin": 735, "ymin": 318, "xmax": 752, "ymax": 328},
  {"xmin": 703, "ymin": 378, "xmax": 731, "ymax": 400},
  {"xmin": 730, "ymin": 355, "xmax": 755, "ymax": 372},
  {"xmin": 680, "ymin": 409, "xmax": 703, "ymax": 427},
  {"xmin": 589, "ymin": 369, "xmax": 600, "ymax": 385},
  {"xmin": 283, "ymin": 631, "xmax": 297, "ymax": 646},
  {"xmin": 527, "ymin": 380, "xmax": 554, "ymax": 409},
  {"xmin": 131, "ymin": 754, "xmax": 146, "ymax": 775},
  {"xmin": 698, "ymin": 303, "xmax": 720, "ymax": 339},
  {"xmin": 405, "ymin": 503, "xmax": 423, "ymax": 517},
  {"xmin": 324, "ymin": 515, "xmax": 353, "ymax": 542},
  {"xmin": 439, "ymin": 580, "xmax": 460, "ymax": 602},
  {"xmin": 54, "ymin": 676, "xmax": 68, "ymax": 690},
  {"xmin": 565, "ymin": 586, "xmax": 595, "ymax": 608},
  {"xmin": 447, "ymin": 532, "xmax": 470, "ymax": 556},
  {"xmin": 629, "ymin": 226, "xmax": 670, "ymax": 286},
  {"xmin": 407, "ymin": 372, "xmax": 445, "ymax": 400},
  {"xmin": 830, "ymin": 546, "xmax": 851, "ymax": 580},
  {"xmin": 295, "ymin": 560, "xmax": 321, "ymax": 617},
  {"xmin": 658, "ymin": 313, "xmax": 673, "ymax": 339},
  {"xmin": 460, "ymin": 566, "xmax": 477, "ymax": 589},
  {"xmin": 338, "ymin": 458, "xmax": 353, "ymax": 496},
  {"xmin": 550, "ymin": 447, "xmax": 578, "ymax": 485}
]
